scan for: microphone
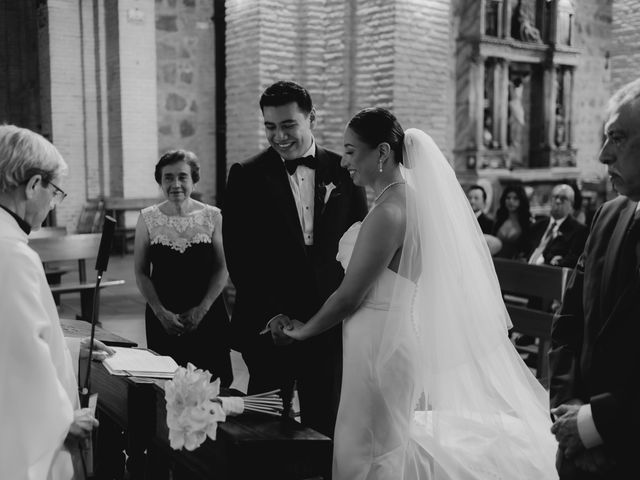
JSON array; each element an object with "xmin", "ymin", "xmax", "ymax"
[
  {"xmin": 95, "ymin": 215, "xmax": 116, "ymax": 273},
  {"xmin": 81, "ymin": 215, "xmax": 117, "ymax": 405}
]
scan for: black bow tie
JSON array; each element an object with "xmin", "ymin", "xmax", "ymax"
[{"xmin": 285, "ymin": 155, "xmax": 316, "ymax": 175}]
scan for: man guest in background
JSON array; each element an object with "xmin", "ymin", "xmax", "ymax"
[
  {"xmin": 222, "ymin": 80, "xmax": 368, "ymax": 437},
  {"xmin": 550, "ymin": 78, "xmax": 640, "ymax": 478},
  {"xmin": 467, "ymin": 184, "xmax": 495, "ymax": 234},
  {"xmin": 528, "ymin": 184, "xmax": 587, "ymax": 268}
]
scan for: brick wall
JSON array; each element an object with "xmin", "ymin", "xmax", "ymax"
[
  {"xmin": 117, "ymin": 0, "xmax": 159, "ymax": 201},
  {"xmin": 571, "ymin": 0, "xmax": 612, "ymax": 181},
  {"xmin": 394, "ymin": 0, "xmax": 453, "ymax": 156},
  {"xmin": 42, "ymin": 0, "xmax": 88, "ymax": 230},
  {"xmin": 225, "ymin": 0, "xmax": 455, "ymax": 167},
  {"xmin": 611, "ymin": 0, "xmax": 640, "ymax": 91},
  {"xmin": 156, "ymin": 0, "xmax": 218, "ymax": 204}
]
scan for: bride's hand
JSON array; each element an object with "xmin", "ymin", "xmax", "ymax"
[{"xmin": 282, "ymin": 319, "xmax": 307, "ymax": 341}]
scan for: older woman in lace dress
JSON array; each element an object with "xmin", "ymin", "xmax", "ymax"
[{"xmin": 134, "ymin": 150, "xmax": 232, "ymax": 386}]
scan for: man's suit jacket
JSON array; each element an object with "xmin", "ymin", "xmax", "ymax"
[
  {"xmin": 529, "ymin": 215, "xmax": 588, "ymax": 268},
  {"xmin": 550, "ymin": 196, "xmax": 640, "ymax": 477},
  {"xmin": 222, "ymin": 145, "xmax": 368, "ymax": 350},
  {"xmin": 477, "ymin": 212, "xmax": 495, "ymax": 235}
]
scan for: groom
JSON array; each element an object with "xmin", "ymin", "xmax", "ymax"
[{"xmin": 222, "ymin": 80, "xmax": 367, "ymax": 436}]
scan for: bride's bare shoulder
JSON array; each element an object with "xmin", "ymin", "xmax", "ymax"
[{"xmin": 363, "ymin": 199, "xmax": 406, "ymax": 237}]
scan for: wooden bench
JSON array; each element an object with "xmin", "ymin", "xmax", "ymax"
[
  {"xmin": 493, "ymin": 258, "xmax": 570, "ymax": 387},
  {"xmin": 29, "ymin": 227, "xmax": 72, "ymax": 283},
  {"xmin": 29, "ymin": 234, "xmax": 125, "ymax": 321},
  {"xmin": 101, "ymin": 197, "xmax": 160, "ymax": 254}
]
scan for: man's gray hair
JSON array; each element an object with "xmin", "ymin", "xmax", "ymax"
[
  {"xmin": 0, "ymin": 124, "xmax": 67, "ymax": 192},
  {"xmin": 606, "ymin": 78, "xmax": 640, "ymax": 116}
]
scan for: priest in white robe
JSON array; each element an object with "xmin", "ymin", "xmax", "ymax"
[{"xmin": 0, "ymin": 124, "xmax": 112, "ymax": 480}]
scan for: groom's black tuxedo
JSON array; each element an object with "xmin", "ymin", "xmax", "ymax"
[
  {"xmin": 222, "ymin": 145, "xmax": 367, "ymax": 436},
  {"xmin": 550, "ymin": 196, "xmax": 640, "ymax": 478}
]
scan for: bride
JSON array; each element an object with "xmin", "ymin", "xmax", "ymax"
[{"xmin": 283, "ymin": 107, "xmax": 558, "ymax": 479}]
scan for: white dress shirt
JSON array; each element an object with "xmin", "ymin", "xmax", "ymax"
[{"xmin": 284, "ymin": 141, "xmax": 316, "ymax": 246}]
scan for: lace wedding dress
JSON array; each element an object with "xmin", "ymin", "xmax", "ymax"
[{"xmin": 331, "ymin": 129, "xmax": 558, "ymax": 480}]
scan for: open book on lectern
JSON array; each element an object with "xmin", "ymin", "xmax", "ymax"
[{"xmin": 103, "ymin": 347, "xmax": 178, "ymax": 378}]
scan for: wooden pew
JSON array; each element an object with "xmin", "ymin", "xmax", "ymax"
[
  {"xmin": 101, "ymin": 197, "xmax": 160, "ymax": 254},
  {"xmin": 29, "ymin": 226, "xmax": 68, "ymax": 239},
  {"xmin": 493, "ymin": 258, "xmax": 570, "ymax": 387},
  {"xmin": 29, "ymin": 227, "xmax": 72, "ymax": 283},
  {"xmin": 29, "ymin": 234, "xmax": 125, "ymax": 321}
]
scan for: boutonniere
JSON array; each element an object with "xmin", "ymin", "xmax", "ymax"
[{"xmin": 323, "ymin": 181, "xmax": 338, "ymax": 204}]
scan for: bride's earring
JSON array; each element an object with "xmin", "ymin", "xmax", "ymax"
[{"xmin": 378, "ymin": 159, "xmax": 383, "ymax": 173}]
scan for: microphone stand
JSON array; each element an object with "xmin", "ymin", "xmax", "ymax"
[
  {"xmin": 80, "ymin": 214, "xmax": 115, "ymax": 405},
  {"xmin": 76, "ymin": 215, "xmax": 115, "ymax": 478},
  {"xmin": 80, "ymin": 268, "xmax": 105, "ymax": 406}
]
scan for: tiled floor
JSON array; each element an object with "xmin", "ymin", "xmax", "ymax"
[{"xmin": 57, "ymin": 252, "xmax": 250, "ymax": 393}]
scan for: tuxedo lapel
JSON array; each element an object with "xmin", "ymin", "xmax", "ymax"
[
  {"xmin": 599, "ymin": 201, "xmax": 636, "ymax": 322},
  {"xmin": 263, "ymin": 149, "xmax": 306, "ymax": 250}
]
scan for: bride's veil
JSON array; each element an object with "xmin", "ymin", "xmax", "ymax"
[{"xmin": 376, "ymin": 129, "xmax": 557, "ymax": 478}]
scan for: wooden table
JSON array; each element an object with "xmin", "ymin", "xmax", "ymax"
[
  {"xmin": 90, "ymin": 362, "xmax": 332, "ymax": 479},
  {"xmin": 60, "ymin": 318, "xmax": 137, "ymax": 347}
]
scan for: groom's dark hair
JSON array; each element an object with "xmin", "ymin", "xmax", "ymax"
[
  {"xmin": 259, "ymin": 81, "xmax": 313, "ymax": 115},
  {"xmin": 348, "ymin": 107, "xmax": 405, "ymax": 164}
]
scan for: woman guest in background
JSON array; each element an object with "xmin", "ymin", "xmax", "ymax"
[
  {"xmin": 134, "ymin": 150, "xmax": 232, "ymax": 387},
  {"xmin": 0, "ymin": 124, "xmax": 113, "ymax": 480},
  {"xmin": 492, "ymin": 183, "xmax": 533, "ymax": 259}
]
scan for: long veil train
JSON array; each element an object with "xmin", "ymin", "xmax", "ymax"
[{"xmin": 376, "ymin": 129, "xmax": 558, "ymax": 479}]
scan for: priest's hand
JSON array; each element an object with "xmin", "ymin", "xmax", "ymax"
[
  {"xmin": 67, "ymin": 408, "xmax": 99, "ymax": 442},
  {"xmin": 80, "ymin": 338, "xmax": 115, "ymax": 362}
]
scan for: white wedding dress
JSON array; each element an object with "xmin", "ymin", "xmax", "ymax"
[{"xmin": 331, "ymin": 129, "xmax": 558, "ymax": 480}]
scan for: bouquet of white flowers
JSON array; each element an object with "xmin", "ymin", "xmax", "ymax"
[{"xmin": 165, "ymin": 363, "xmax": 283, "ymax": 451}]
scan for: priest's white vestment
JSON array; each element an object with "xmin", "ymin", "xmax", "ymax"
[{"xmin": 0, "ymin": 208, "xmax": 81, "ymax": 480}]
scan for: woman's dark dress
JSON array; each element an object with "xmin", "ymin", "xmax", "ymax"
[{"xmin": 142, "ymin": 204, "xmax": 232, "ymax": 387}]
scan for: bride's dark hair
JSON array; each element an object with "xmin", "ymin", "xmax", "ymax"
[{"xmin": 348, "ymin": 107, "xmax": 405, "ymax": 164}]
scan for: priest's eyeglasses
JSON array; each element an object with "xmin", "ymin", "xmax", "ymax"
[{"xmin": 48, "ymin": 181, "xmax": 67, "ymax": 206}]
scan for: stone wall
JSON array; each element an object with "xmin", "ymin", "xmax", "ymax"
[{"xmin": 156, "ymin": 0, "xmax": 218, "ymax": 204}]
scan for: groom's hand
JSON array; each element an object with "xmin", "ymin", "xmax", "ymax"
[{"xmin": 269, "ymin": 314, "xmax": 294, "ymax": 346}]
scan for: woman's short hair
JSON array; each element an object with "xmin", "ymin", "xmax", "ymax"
[
  {"xmin": 347, "ymin": 107, "xmax": 405, "ymax": 164},
  {"xmin": 0, "ymin": 124, "xmax": 67, "ymax": 193},
  {"xmin": 154, "ymin": 150, "xmax": 200, "ymax": 184}
]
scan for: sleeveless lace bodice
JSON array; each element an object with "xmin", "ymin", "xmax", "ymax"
[{"xmin": 141, "ymin": 204, "xmax": 219, "ymax": 253}]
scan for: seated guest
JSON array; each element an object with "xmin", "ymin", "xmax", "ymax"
[
  {"xmin": 134, "ymin": 150, "xmax": 233, "ymax": 387},
  {"xmin": 0, "ymin": 124, "xmax": 113, "ymax": 480},
  {"xmin": 492, "ymin": 184, "xmax": 533, "ymax": 260},
  {"xmin": 467, "ymin": 184, "xmax": 495, "ymax": 234},
  {"xmin": 528, "ymin": 184, "xmax": 588, "ymax": 267}
]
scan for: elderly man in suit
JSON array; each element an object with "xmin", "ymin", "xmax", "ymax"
[
  {"xmin": 528, "ymin": 184, "xmax": 588, "ymax": 268},
  {"xmin": 550, "ymin": 78, "xmax": 640, "ymax": 478},
  {"xmin": 223, "ymin": 81, "xmax": 367, "ymax": 437},
  {"xmin": 467, "ymin": 184, "xmax": 495, "ymax": 234}
]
